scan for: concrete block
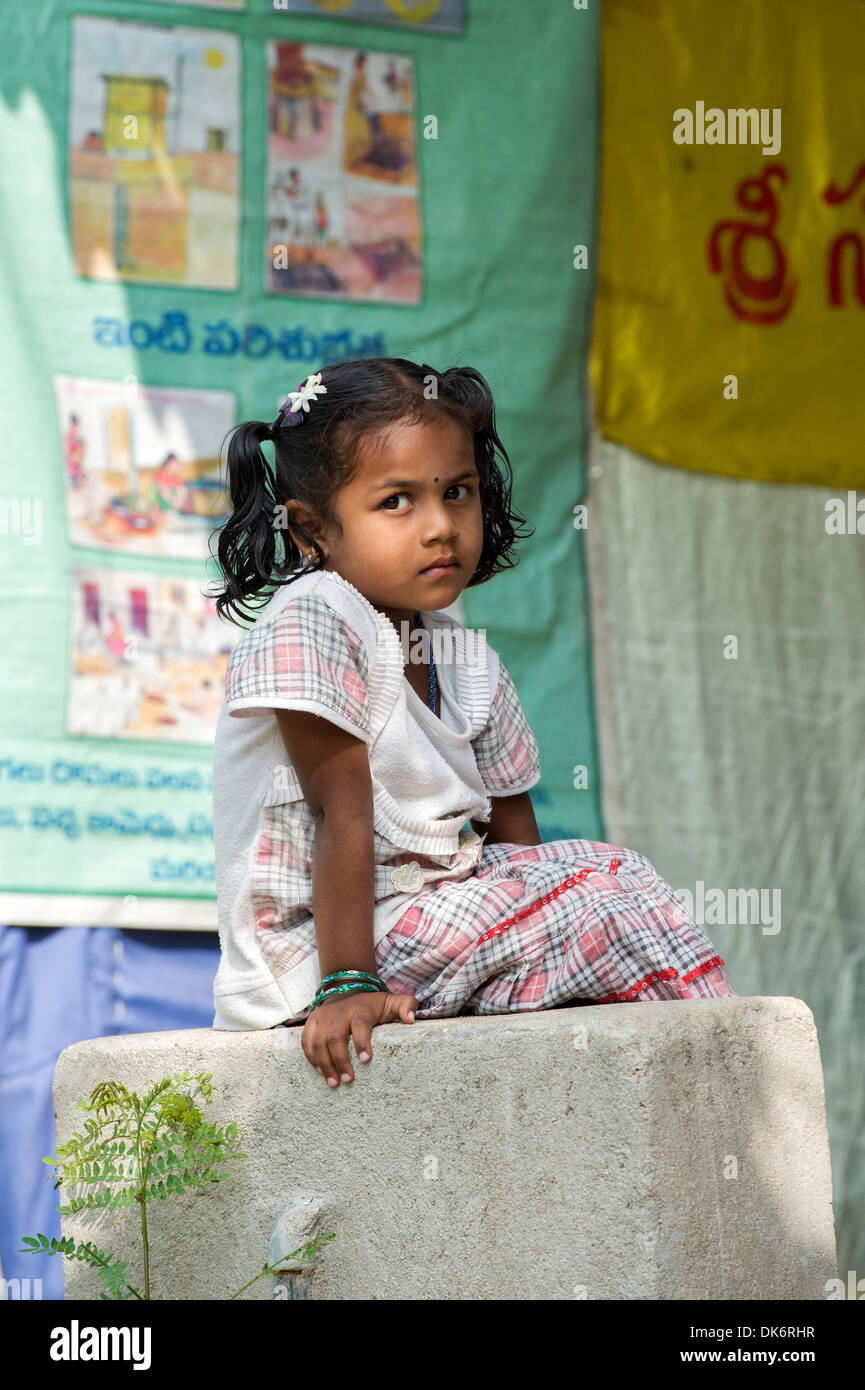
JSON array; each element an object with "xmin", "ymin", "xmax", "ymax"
[{"xmin": 53, "ymin": 996, "xmax": 838, "ymax": 1300}]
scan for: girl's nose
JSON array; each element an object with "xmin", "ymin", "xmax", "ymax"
[{"xmin": 421, "ymin": 502, "xmax": 457, "ymax": 537}]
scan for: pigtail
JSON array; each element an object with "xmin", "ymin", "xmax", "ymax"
[{"xmin": 212, "ymin": 420, "xmax": 281, "ymax": 626}]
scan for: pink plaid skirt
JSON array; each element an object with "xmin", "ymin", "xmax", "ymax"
[{"xmin": 372, "ymin": 838, "xmax": 734, "ymax": 1017}]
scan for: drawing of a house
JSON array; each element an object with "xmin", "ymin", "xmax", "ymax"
[
  {"xmin": 69, "ymin": 18, "xmax": 240, "ymax": 289},
  {"xmin": 102, "ymin": 75, "xmax": 169, "ymax": 155}
]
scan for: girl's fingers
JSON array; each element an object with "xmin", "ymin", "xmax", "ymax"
[
  {"xmin": 305, "ymin": 1031, "xmax": 337, "ymax": 1086},
  {"xmin": 325, "ymin": 1026, "xmax": 354, "ymax": 1085},
  {"xmin": 351, "ymin": 1018, "xmax": 372, "ymax": 1064},
  {"xmin": 401, "ymin": 994, "xmax": 418, "ymax": 1023},
  {"xmin": 320, "ymin": 1038, "xmax": 342, "ymax": 1087}
]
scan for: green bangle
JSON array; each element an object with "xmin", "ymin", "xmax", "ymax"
[
  {"xmin": 313, "ymin": 981, "xmax": 378, "ymax": 1003},
  {"xmin": 321, "ymin": 969, "xmax": 386, "ymax": 989},
  {"xmin": 309, "ymin": 981, "xmax": 385, "ymax": 1013}
]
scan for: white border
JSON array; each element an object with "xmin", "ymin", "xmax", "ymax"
[{"xmin": 0, "ymin": 895, "xmax": 217, "ymax": 931}]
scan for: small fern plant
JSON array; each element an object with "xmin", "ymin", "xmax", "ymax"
[{"xmin": 19, "ymin": 1069, "xmax": 333, "ymax": 1300}]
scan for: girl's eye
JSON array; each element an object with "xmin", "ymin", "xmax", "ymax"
[{"xmin": 380, "ymin": 483, "xmax": 472, "ymax": 511}]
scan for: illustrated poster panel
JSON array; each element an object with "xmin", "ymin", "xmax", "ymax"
[
  {"xmin": 55, "ymin": 375, "xmax": 232, "ymax": 560},
  {"xmin": 68, "ymin": 567, "xmax": 232, "ymax": 745},
  {"xmin": 269, "ymin": 0, "xmax": 463, "ymax": 34},
  {"xmin": 267, "ymin": 40, "xmax": 422, "ymax": 304},
  {"xmin": 69, "ymin": 15, "xmax": 240, "ymax": 289}
]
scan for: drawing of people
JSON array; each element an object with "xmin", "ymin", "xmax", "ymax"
[
  {"xmin": 400, "ymin": 64, "xmax": 412, "ymax": 109},
  {"xmin": 279, "ymin": 90, "xmax": 299, "ymax": 141},
  {"xmin": 162, "ymin": 611, "xmax": 181, "ymax": 651},
  {"xmin": 348, "ymin": 52, "xmax": 383, "ymax": 149},
  {"xmin": 314, "ymin": 192, "xmax": 330, "ymax": 247},
  {"xmin": 153, "ymin": 453, "xmax": 190, "ymax": 512},
  {"xmin": 65, "ymin": 414, "xmax": 85, "ymax": 488},
  {"xmin": 384, "ymin": 59, "xmax": 400, "ymax": 99},
  {"xmin": 279, "ymin": 167, "xmax": 303, "ymax": 244},
  {"xmin": 281, "ymin": 167, "xmax": 302, "ymax": 203},
  {"xmin": 105, "ymin": 610, "xmax": 128, "ymax": 662},
  {"xmin": 276, "ymin": 167, "xmax": 316, "ymax": 257},
  {"xmin": 119, "ymin": 675, "xmax": 143, "ymax": 734}
]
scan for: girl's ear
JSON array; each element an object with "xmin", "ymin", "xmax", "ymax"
[{"xmin": 279, "ymin": 501, "xmax": 326, "ymax": 557}]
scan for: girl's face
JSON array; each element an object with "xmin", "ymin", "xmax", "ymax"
[{"xmin": 303, "ymin": 415, "xmax": 484, "ymax": 630}]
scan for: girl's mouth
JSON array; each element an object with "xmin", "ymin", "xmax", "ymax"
[{"xmin": 420, "ymin": 561, "xmax": 460, "ymax": 577}]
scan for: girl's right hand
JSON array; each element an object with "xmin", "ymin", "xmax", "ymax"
[{"xmin": 302, "ymin": 988, "xmax": 418, "ymax": 1088}]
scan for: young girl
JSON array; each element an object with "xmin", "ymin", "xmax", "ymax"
[{"xmin": 209, "ymin": 358, "xmax": 734, "ymax": 1089}]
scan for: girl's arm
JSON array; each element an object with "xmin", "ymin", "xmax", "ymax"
[
  {"xmin": 274, "ymin": 707, "xmax": 418, "ymax": 1091},
  {"xmin": 275, "ymin": 708, "xmax": 377, "ymax": 977},
  {"xmin": 472, "ymin": 791, "xmax": 542, "ymax": 847}
]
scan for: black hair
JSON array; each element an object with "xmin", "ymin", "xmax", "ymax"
[{"xmin": 208, "ymin": 356, "xmax": 534, "ymax": 627}]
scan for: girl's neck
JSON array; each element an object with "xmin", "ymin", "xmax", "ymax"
[{"xmin": 380, "ymin": 604, "xmax": 423, "ymax": 638}]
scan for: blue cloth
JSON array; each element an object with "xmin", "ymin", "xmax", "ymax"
[{"xmin": 0, "ymin": 924, "xmax": 219, "ymax": 1299}]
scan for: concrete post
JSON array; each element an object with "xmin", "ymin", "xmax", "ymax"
[{"xmin": 53, "ymin": 997, "xmax": 838, "ymax": 1300}]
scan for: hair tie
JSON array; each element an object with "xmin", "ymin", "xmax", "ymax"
[{"xmin": 277, "ymin": 372, "xmax": 327, "ymax": 429}]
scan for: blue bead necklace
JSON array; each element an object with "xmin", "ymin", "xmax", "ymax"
[{"xmin": 414, "ymin": 609, "xmax": 438, "ymax": 712}]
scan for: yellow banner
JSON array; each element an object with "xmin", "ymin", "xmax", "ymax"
[{"xmin": 591, "ymin": 0, "xmax": 865, "ymax": 486}]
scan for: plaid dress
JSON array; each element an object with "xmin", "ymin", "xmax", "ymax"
[
  {"xmin": 213, "ymin": 567, "xmax": 733, "ymax": 1029},
  {"xmin": 374, "ymin": 838, "xmax": 734, "ymax": 1017}
]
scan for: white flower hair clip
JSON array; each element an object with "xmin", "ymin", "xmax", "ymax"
[{"xmin": 277, "ymin": 372, "xmax": 327, "ymax": 427}]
